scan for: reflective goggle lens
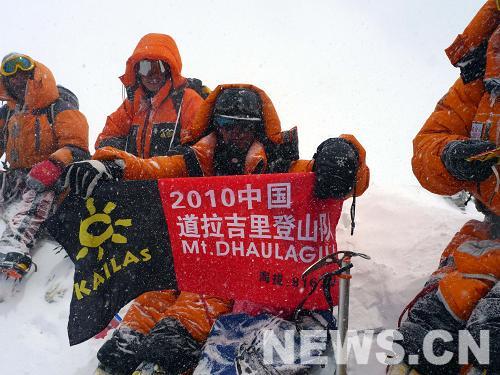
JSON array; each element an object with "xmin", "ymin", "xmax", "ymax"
[
  {"xmin": 138, "ymin": 60, "xmax": 166, "ymax": 76},
  {"xmin": 0, "ymin": 55, "xmax": 35, "ymax": 76},
  {"xmin": 215, "ymin": 116, "xmax": 238, "ymax": 128},
  {"xmin": 214, "ymin": 116, "xmax": 259, "ymax": 131}
]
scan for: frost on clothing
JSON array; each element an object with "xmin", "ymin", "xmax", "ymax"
[
  {"xmin": 93, "ymin": 33, "xmax": 212, "ymax": 374},
  {"xmin": 0, "ymin": 61, "xmax": 89, "ymax": 169},
  {"xmin": 412, "ymin": 1, "xmax": 500, "ymax": 216},
  {"xmin": 399, "ymin": 220, "xmax": 500, "ymax": 373},
  {"xmin": 97, "ymin": 290, "xmax": 231, "ymax": 374},
  {"xmin": 193, "ymin": 312, "xmax": 335, "ymax": 375},
  {"xmin": 95, "ymin": 33, "xmax": 204, "ymax": 158},
  {"xmin": 93, "ymin": 83, "xmax": 370, "ymax": 195},
  {"xmin": 402, "ymin": 2, "xmax": 500, "ymax": 373},
  {"xmin": 0, "ymin": 171, "xmax": 55, "ymax": 254},
  {"xmin": 0, "ymin": 57, "xmax": 89, "ymax": 257},
  {"xmin": 94, "ymin": 83, "xmax": 370, "ymax": 374}
]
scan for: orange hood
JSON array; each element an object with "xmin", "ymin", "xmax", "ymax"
[
  {"xmin": 0, "ymin": 59, "xmax": 58, "ymax": 110},
  {"xmin": 120, "ymin": 33, "xmax": 186, "ymax": 90},
  {"xmin": 445, "ymin": 1, "xmax": 499, "ymax": 66},
  {"xmin": 485, "ymin": 25, "xmax": 500, "ymax": 81},
  {"xmin": 181, "ymin": 83, "xmax": 284, "ymax": 144}
]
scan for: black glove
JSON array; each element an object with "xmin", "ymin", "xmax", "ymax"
[
  {"xmin": 137, "ymin": 317, "xmax": 201, "ymax": 374},
  {"xmin": 61, "ymin": 160, "xmax": 124, "ymax": 198},
  {"xmin": 313, "ymin": 138, "xmax": 359, "ymax": 199},
  {"xmin": 97, "ymin": 327, "xmax": 144, "ymax": 374},
  {"xmin": 484, "ymin": 78, "xmax": 500, "ymax": 96},
  {"xmin": 441, "ymin": 140, "xmax": 496, "ymax": 182}
]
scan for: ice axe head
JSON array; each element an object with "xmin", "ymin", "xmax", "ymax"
[{"xmin": 301, "ymin": 251, "xmax": 370, "ymax": 278}]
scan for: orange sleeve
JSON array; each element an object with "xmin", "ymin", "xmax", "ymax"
[
  {"xmin": 50, "ymin": 109, "xmax": 90, "ymax": 166},
  {"xmin": 93, "ymin": 146, "xmax": 189, "ymax": 180},
  {"xmin": 94, "ymin": 132, "xmax": 217, "ymax": 180},
  {"xmin": 288, "ymin": 134, "xmax": 370, "ymax": 198},
  {"xmin": 189, "ymin": 133, "xmax": 217, "ymax": 176},
  {"xmin": 340, "ymin": 134, "xmax": 369, "ymax": 197},
  {"xmin": 288, "ymin": 159, "xmax": 314, "ymax": 173},
  {"xmin": 122, "ymin": 290, "xmax": 178, "ymax": 335},
  {"xmin": 95, "ymin": 100, "xmax": 134, "ymax": 149},
  {"xmin": 412, "ymin": 79, "xmax": 483, "ymax": 196},
  {"xmin": 159, "ymin": 292, "xmax": 232, "ymax": 342}
]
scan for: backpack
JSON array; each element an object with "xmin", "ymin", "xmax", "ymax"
[
  {"xmin": 185, "ymin": 78, "xmax": 211, "ymax": 99},
  {"xmin": 0, "ymin": 85, "xmax": 79, "ymax": 155},
  {"xmin": 170, "ymin": 78, "xmax": 210, "ymax": 119},
  {"xmin": 2, "ymin": 85, "xmax": 79, "ymax": 127},
  {"xmin": 47, "ymin": 85, "xmax": 79, "ymax": 123}
]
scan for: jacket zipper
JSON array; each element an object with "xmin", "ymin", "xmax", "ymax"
[
  {"xmin": 140, "ymin": 100, "xmax": 152, "ymax": 158},
  {"xmin": 35, "ymin": 117, "xmax": 41, "ymax": 153}
]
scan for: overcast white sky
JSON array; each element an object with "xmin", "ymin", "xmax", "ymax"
[{"xmin": 1, "ymin": 0, "xmax": 482, "ymax": 185}]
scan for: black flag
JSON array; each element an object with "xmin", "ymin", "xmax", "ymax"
[{"xmin": 46, "ymin": 181, "xmax": 177, "ymax": 345}]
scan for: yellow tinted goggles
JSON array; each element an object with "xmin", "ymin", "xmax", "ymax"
[{"xmin": 0, "ymin": 54, "xmax": 35, "ymax": 77}]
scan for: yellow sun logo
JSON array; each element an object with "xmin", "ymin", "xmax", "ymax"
[{"xmin": 77, "ymin": 198, "xmax": 132, "ymax": 261}]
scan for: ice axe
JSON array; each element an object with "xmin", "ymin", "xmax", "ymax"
[
  {"xmin": 301, "ymin": 251, "xmax": 371, "ymax": 375},
  {"xmin": 466, "ymin": 146, "xmax": 500, "ymax": 201},
  {"xmin": 466, "ymin": 146, "xmax": 500, "ymax": 162}
]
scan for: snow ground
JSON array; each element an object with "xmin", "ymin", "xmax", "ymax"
[
  {"xmin": 0, "ymin": 183, "xmax": 482, "ymax": 374},
  {"xmin": 0, "ymin": 2, "xmax": 486, "ymax": 372}
]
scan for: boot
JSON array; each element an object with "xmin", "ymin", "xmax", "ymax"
[{"xmin": 0, "ymin": 252, "xmax": 33, "ymax": 280}]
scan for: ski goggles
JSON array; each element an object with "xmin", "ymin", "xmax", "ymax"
[
  {"xmin": 0, "ymin": 54, "xmax": 35, "ymax": 77},
  {"xmin": 214, "ymin": 115, "xmax": 262, "ymax": 129},
  {"xmin": 137, "ymin": 60, "xmax": 166, "ymax": 76}
]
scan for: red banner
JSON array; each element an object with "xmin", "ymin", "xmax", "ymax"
[{"xmin": 159, "ymin": 172, "xmax": 343, "ymax": 311}]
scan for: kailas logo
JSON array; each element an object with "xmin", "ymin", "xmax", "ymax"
[
  {"xmin": 77, "ymin": 198, "xmax": 132, "ymax": 261},
  {"xmin": 72, "ymin": 198, "xmax": 152, "ymax": 300},
  {"xmin": 159, "ymin": 128, "xmax": 174, "ymax": 139}
]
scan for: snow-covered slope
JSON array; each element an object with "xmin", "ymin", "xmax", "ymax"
[
  {"xmin": 0, "ymin": 1, "xmax": 487, "ymax": 373},
  {"xmin": 335, "ymin": 185, "xmax": 481, "ymax": 374},
  {"xmin": 0, "ymin": 227, "xmax": 99, "ymax": 374},
  {"xmin": 0, "ymin": 184, "xmax": 482, "ymax": 374}
]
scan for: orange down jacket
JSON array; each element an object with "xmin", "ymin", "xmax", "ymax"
[
  {"xmin": 94, "ymin": 83, "xmax": 370, "ymax": 343},
  {"xmin": 95, "ymin": 33, "xmax": 203, "ymax": 157},
  {"xmin": 410, "ymin": 0, "xmax": 500, "ymax": 336},
  {"xmin": 0, "ymin": 60, "xmax": 89, "ymax": 169},
  {"xmin": 412, "ymin": 1, "xmax": 500, "ymax": 216},
  {"xmin": 94, "ymin": 83, "xmax": 370, "ymax": 197},
  {"xmin": 436, "ymin": 220, "xmax": 499, "ymax": 322}
]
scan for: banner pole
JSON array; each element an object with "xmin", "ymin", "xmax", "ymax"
[
  {"xmin": 336, "ymin": 258, "xmax": 350, "ymax": 375},
  {"xmin": 301, "ymin": 251, "xmax": 370, "ymax": 375}
]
